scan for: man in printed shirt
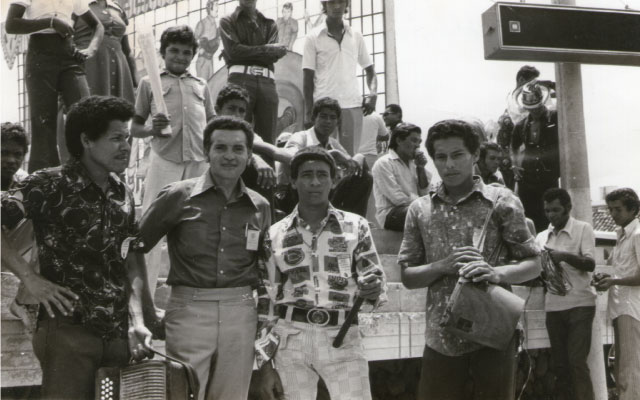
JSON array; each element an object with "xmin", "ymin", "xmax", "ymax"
[
  {"xmin": 595, "ymin": 188, "xmax": 640, "ymax": 400},
  {"xmin": 136, "ymin": 116, "xmax": 271, "ymax": 400},
  {"xmin": 280, "ymin": 97, "xmax": 373, "ymax": 217},
  {"xmin": 303, "ymin": 0, "xmax": 378, "ymax": 155},
  {"xmin": 398, "ymin": 119, "xmax": 541, "ymax": 400},
  {"xmin": 220, "ymin": 0, "xmax": 287, "ymax": 144},
  {"xmin": 372, "ymin": 122, "xmax": 430, "ymax": 231},
  {"xmin": 536, "ymin": 188, "xmax": 597, "ymax": 400},
  {"xmin": 1, "ymin": 96, "xmax": 154, "ymax": 399},
  {"xmin": 258, "ymin": 147, "xmax": 386, "ymax": 400}
]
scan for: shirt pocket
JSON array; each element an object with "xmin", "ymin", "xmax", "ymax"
[{"xmin": 272, "ymin": 323, "xmax": 303, "ymax": 367}]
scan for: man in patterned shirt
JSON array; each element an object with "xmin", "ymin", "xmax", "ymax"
[
  {"xmin": 1, "ymin": 96, "xmax": 154, "ymax": 399},
  {"xmin": 398, "ymin": 119, "xmax": 541, "ymax": 400},
  {"xmin": 257, "ymin": 147, "xmax": 386, "ymax": 400}
]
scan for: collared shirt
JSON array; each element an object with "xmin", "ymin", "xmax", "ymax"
[
  {"xmin": 278, "ymin": 127, "xmax": 348, "ymax": 185},
  {"xmin": 276, "ymin": 16, "xmax": 298, "ymax": 49},
  {"xmin": 134, "ymin": 70, "xmax": 214, "ymax": 164},
  {"xmin": 137, "ymin": 169, "xmax": 271, "ymax": 289},
  {"xmin": 511, "ymin": 109, "xmax": 560, "ymax": 185},
  {"xmin": 263, "ymin": 205, "xmax": 387, "ymax": 309},
  {"xmin": 358, "ymin": 112, "xmax": 387, "ymax": 156},
  {"xmin": 536, "ymin": 217, "xmax": 597, "ymax": 312},
  {"xmin": 608, "ymin": 218, "xmax": 640, "ymax": 322},
  {"xmin": 303, "ymin": 21, "xmax": 373, "ymax": 108},
  {"xmin": 372, "ymin": 149, "xmax": 431, "ymax": 227},
  {"xmin": 1, "ymin": 159, "xmax": 137, "ymax": 339},
  {"xmin": 398, "ymin": 178, "xmax": 540, "ymax": 356},
  {"xmin": 219, "ymin": 7, "xmax": 279, "ymax": 71},
  {"xmin": 473, "ymin": 164, "xmax": 505, "ymax": 186},
  {"xmin": 11, "ymin": 0, "xmax": 89, "ymax": 35}
]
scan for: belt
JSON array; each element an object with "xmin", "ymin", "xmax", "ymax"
[
  {"xmin": 228, "ymin": 65, "xmax": 274, "ymax": 79},
  {"xmin": 276, "ymin": 305, "xmax": 357, "ymax": 327}
]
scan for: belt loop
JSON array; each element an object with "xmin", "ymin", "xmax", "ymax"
[{"xmin": 285, "ymin": 306, "xmax": 294, "ymax": 322}]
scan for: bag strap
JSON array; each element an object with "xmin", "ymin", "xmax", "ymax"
[{"xmin": 151, "ymin": 349, "xmax": 199, "ymax": 399}]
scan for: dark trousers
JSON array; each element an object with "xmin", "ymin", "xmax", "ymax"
[
  {"xmin": 228, "ymin": 73, "xmax": 279, "ymax": 144},
  {"xmin": 384, "ymin": 204, "xmax": 409, "ymax": 231},
  {"xmin": 275, "ymin": 163, "xmax": 373, "ymax": 218},
  {"xmin": 517, "ymin": 180, "xmax": 558, "ymax": 233},
  {"xmin": 26, "ymin": 34, "xmax": 90, "ymax": 172},
  {"xmin": 417, "ymin": 335, "xmax": 518, "ymax": 400},
  {"xmin": 545, "ymin": 306, "xmax": 596, "ymax": 400},
  {"xmin": 33, "ymin": 315, "xmax": 129, "ymax": 400}
]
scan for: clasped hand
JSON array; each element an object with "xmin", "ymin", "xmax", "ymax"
[{"xmin": 443, "ymin": 246, "xmax": 500, "ymax": 284}]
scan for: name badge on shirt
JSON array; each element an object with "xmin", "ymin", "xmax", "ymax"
[
  {"xmin": 337, "ymin": 253, "xmax": 351, "ymax": 278},
  {"xmin": 246, "ymin": 228, "xmax": 260, "ymax": 251}
]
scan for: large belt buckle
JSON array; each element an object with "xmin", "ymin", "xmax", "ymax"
[
  {"xmin": 306, "ymin": 308, "xmax": 330, "ymax": 326},
  {"xmin": 250, "ymin": 66, "xmax": 265, "ymax": 76}
]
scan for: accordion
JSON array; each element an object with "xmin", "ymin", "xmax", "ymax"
[
  {"xmin": 95, "ymin": 351, "xmax": 198, "ymax": 400},
  {"xmin": 540, "ymin": 250, "xmax": 572, "ymax": 296}
]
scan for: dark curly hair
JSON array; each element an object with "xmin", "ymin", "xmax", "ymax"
[
  {"xmin": 606, "ymin": 188, "xmax": 640, "ymax": 216},
  {"xmin": 425, "ymin": 119, "xmax": 480, "ymax": 159},
  {"xmin": 290, "ymin": 146, "xmax": 337, "ymax": 180},
  {"xmin": 389, "ymin": 123, "xmax": 421, "ymax": 151},
  {"xmin": 311, "ymin": 97, "xmax": 341, "ymax": 121},
  {"xmin": 203, "ymin": 116, "xmax": 254, "ymax": 154},
  {"xmin": 65, "ymin": 96, "xmax": 135, "ymax": 158},
  {"xmin": 160, "ymin": 25, "xmax": 198, "ymax": 56},
  {"xmin": 1, "ymin": 122, "xmax": 29, "ymax": 153},
  {"xmin": 215, "ymin": 84, "xmax": 250, "ymax": 111},
  {"xmin": 543, "ymin": 188, "xmax": 572, "ymax": 211}
]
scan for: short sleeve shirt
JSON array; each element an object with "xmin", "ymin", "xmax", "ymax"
[
  {"xmin": 1, "ymin": 160, "xmax": 137, "ymax": 339},
  {"xmin": 536, "ymin": 217, "xmax": 597, "ymax": 311},
  {"xmin": 12, "ymin": 0, "xmax": 90, "ymax": 35},
  {"xmin": 303, "ymin": 22, "xmax": 372, "ymax": 108},
  {"xmin": 398, "ymin": 178, "xmax": 540, "ymax": 356},
  {"xmin": 134, "ymin": 70, "xmax": 214, "ymax": 163},
  {"xmin": 608, "ymin": 218, "xmax": 640, "ymax": 322}
]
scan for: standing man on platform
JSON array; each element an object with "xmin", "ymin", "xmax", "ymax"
[
  {"xmin": 257, "ymin": 146, "xmax": 387, "ymax": 400},
  {"xmin": 595, "ymin": 188, "xmax": 640, "ymax": 400},
  {"xmin": 510, "ymin": 82, "xmax": 560, "ymax": 232},
  {"xmin": 194, "ymin": 0, "xmax": 221, "ymax": 81},
  {"xmin": 137, "ymin": 117, "xmax": 272, "ymax": 400},
  {"xmin": 303, "ymin": 0, "xmax": 378, "ymax": 156},
  {"xmin": 219, "ymin": 0, "xmax": 288, "ymax": 145},
  {"xmin": 277, "ymin": 2, "xmax": 299, "ymax": 51},
  {"xmin": 1, "ymin": 96, "xmax": 154, "ymax": 399},
  {"xmin": 536, "ymin": 188, "xmax": 596, "ymax": 400},
  {"xmin": 398, "ymin": 119, "xmax": 541, "ymax": 400},
  {"xmin": 372, "ymin": 122, "xmax": 430, "ymax": 231}
]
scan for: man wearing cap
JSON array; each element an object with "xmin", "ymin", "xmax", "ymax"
[
  {"xmin": 219, "ymin": 0, "xmax": 288, "ymax": 145},
  {"xmin": 256, "ymin": 146, "xmax": 387, "ymax": 400},
  {"xmin": 511, "ymin": 81, "xmax": 560, "ymax": 233},
  {"xmin": 303, "ymin": 0, "xmax": 377, "ymax": 156}
]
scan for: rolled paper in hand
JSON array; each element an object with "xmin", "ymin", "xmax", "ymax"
[{"xmin": 137, "ymin": 25, "xmax": 172, "ymax": 136}]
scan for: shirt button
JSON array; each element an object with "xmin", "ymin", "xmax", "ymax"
[
  {"xmin": 222, "ymin": 227, "xmax": 226, "ymax": 231},
  {"xmin": 220, "ymin": 248, "xmax": 224, "ymax": 252},
  {"xmin": 220, "ymin": 270, "xmax": 224, "ymax": 274}
]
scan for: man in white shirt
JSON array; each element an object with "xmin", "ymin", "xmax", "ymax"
[
  {"xmin": 371, "ymin": 123, "xmax": 430, "ymax": 231},
  {"xmin": 595, "ymin": 188, "xmax": 640, "ymax": 400},
  {"xmin": 303, "ymin": 0, "xmax": 377, "ymax": 156},
  {"xmin": 536, "ymin": 188, "xmax": 596, "ymax": 400},
  {"xmin": 280, "ymin": 97, "xmax": 372, "ymax": 217}
]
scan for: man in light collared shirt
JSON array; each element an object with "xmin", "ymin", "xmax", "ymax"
[
  {"xmin": 372, "ymin": 123, "xmax": 430, "ymax": 231},
  {"xmin": 595, "ymin": 188, "xmax": 640, "ymax": 400},
  {"xmin": 279, "ymin": 97, "xmax": 373, "ymax": 217},
  {"xmin": 303, "ymin": 0, "xmax": 377, "ymax": 155},
  {"xmin": 536, "ymin": 188, "xmax": 596, "ymax": 400}
]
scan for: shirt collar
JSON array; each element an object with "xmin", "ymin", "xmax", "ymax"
[
  {"xmin": 284, "ymin": 203, "xmax": 345, "ymax": 232},
  {"xmin": 161, "ymin": 68, "xmax": 195, "ymax": 79},
  {"xmin": 430, "ymin": 176, "xmax": 488, "ymax": 205},
  {"xmin": 306, "ymin": 127, "xmax": 334, "ymax": 149},
  {"xmin": 617, "ymin": 218, "xmax": 640, "ymax": 241},
  {"xmin": 548, "ymin": 216, "xmax": 575, "ymax": 239},
  {"xmin": 231, "ymin": 6, "xmax": 269, "ymax": 22},
  {"xmin": 388, "ymin": 149, "xmax": 401, "ymax": 160},
  {"xmin": 190, "ymin": 168, "xmax": 260, "ymax": 209},
  {"xmin": 62, "ymin": 158, "xmax": 124, "ymax": 194}
]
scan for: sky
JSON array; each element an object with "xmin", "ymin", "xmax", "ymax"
[{"xmin": 1, "ymin": 0, "xmax": 638, "ymax": 204}]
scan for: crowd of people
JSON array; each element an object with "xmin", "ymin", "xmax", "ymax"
[{"xmin": 1, "ymin": 1, "xmax": 639, "ymax": 400}]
